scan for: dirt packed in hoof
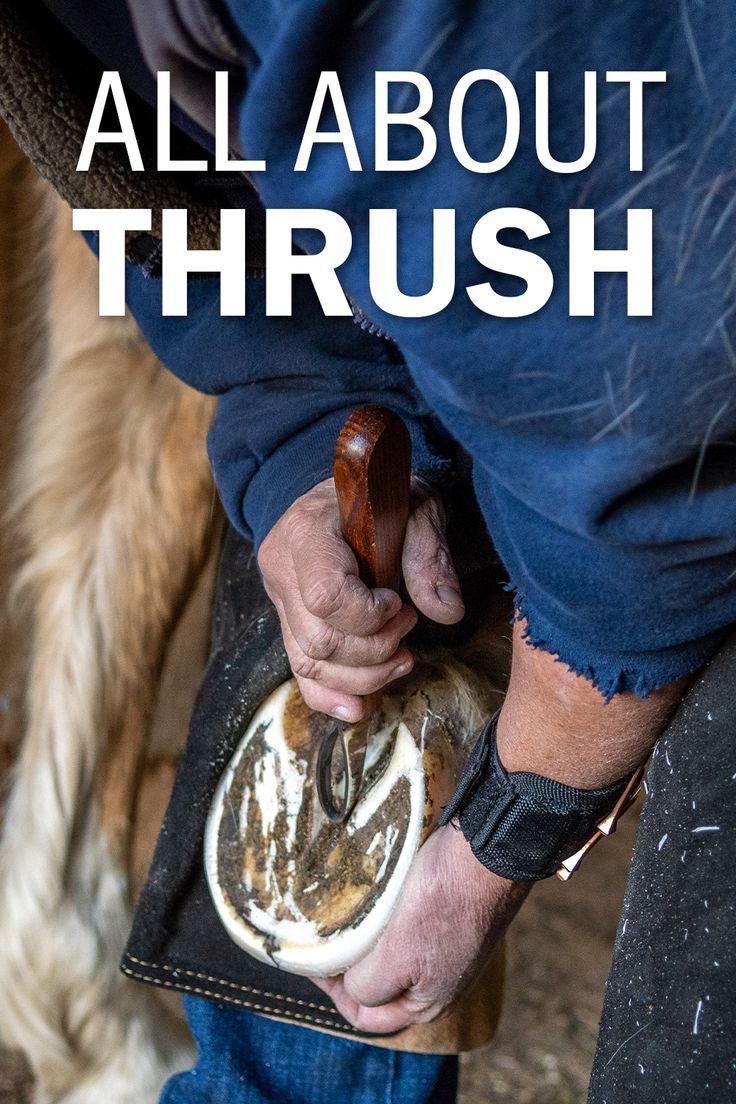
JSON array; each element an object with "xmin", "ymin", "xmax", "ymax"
[
  {"xmin": 214, "ymin": 685, "xmax": 416, "ymax": 941},
  {"xmin": 217, "ymin": 716, "xmax": 411, "ymax": 938}
]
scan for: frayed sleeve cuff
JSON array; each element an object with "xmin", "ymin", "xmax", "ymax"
[{"xmin": 509, "ymin": 586, "xmax": 730, "ymax": 700}]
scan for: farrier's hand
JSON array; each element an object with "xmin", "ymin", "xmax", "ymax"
[
  {"xmin": 311, "ymin": 824, "xmax": 530, "ymax": 1032},
  {"xmin": 311, "ymin": 619, "xmax": 687, "ymax": 1033},
  {"xmin": 258, "ymin": 477, "xmax": 464, "ymax": 721}
]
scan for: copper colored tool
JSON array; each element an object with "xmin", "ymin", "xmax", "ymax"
[{"xmin": 316, "ymin": 406, "xmax": 412, "ymax": 822}]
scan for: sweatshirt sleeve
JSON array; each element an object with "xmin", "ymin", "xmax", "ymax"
[
  {"xmin": 121, "ymin": 262, "xmax": 453, "ymax": 547},
  {"xmin": 217, "ymin": 0, "xmax": 736, "ymax": 695}
]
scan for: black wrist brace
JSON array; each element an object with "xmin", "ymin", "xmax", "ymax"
[{"xmin": 439, "ymin": 711, "xmax": 632, "ymax": 881}]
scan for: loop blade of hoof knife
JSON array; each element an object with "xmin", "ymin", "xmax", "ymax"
[
  {"xmin": 316, "ymin": 717, "xmax": 371, "ymax": 823},
  {"xmin": 315, "ymin": 406, "xmax": 412, "ymax": 822}
]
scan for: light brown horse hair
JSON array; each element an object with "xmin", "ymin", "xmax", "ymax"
[
  {"xmin": 0, "ymin": 121, "xmax": 217, "ymax": 1103},
  {"xmin": 0, "ymin": 120, "xmax": 512, "ymax": 1101}
]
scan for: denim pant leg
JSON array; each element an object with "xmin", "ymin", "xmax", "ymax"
[{"xmin": 160, "ymin": 997, "xmax": 459, "ymax": 1104}]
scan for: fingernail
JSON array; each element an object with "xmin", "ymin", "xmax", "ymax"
[
  {"xmin": 393, "ymin": 661, "xmax": 412, "ymax": 677},
  {"xmin": 333, "ymin": 706, "xmax": 353, "ymax": 721},
  {"xmin": 437, "ymin": 584, "xmax": 463, "ymax": 607}
]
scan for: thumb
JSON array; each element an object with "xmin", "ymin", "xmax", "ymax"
[{"xmin": 402, "ymin": 493, "xmax": 464, "ymax": 625}]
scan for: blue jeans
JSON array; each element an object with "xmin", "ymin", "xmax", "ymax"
[{"xmin": 160, "ymin": 997, "xmax": 458, "ymax": 1104}]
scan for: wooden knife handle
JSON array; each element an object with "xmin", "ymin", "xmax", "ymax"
[{"xmin": 333, "ymin": 406, "xmax": 412, "ymax": 594}]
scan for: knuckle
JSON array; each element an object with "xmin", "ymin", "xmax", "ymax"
[
  {"xmin": 370, "ymin": 636, "xmax": 398, "ymax": 664},
  {"xmin": 289, "ymin": 650, "xmax": 323, "ymax": 682},
  {"xmin": 303, "ymin": 574, "xmax": 349, "ymax": 621},
  {"xmin": 421, "ymin": 525, "xmax": 450, "ymax": 561},
  {"xmin": 406, "ymin": 514, "xmax": 447, "ymax": 560},
  {"xmin": 302, "ymin": 622, "xmax": 342, "ymax": 661},
  {"xmin": 408, "ymin": 533, "xmax": 452, "ymax": 581}
]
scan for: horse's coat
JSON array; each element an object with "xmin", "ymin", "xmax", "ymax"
[{"xmin": 0, "ymin": 118, "xmax": 217, "ymax": 1103}]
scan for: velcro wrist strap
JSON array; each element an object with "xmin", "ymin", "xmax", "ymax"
[{"xmin": 439, "ymin": 711, "xmax": 632, "ymax": 881}]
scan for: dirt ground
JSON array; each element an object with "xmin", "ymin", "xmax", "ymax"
[{"xmin": 0, "ymin": 808, "xmax": 636, "ymax": 1104}]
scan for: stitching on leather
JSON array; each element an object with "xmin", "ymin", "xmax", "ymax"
[
  {"xmin": 124, "ymin": 953, "xmax": 334, "ymax": 1013},
  {"xmin": 121, "ymin": 966, "xmax": 348, "ymax": 1030}
]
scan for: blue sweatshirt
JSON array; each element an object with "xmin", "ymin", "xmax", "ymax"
[{"xmin": 46, "ymin": 0, "xmax": 736, "ymax": 698}]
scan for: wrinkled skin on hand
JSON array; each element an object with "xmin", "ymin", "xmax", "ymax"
[
  {"xmin": 258, "ymin": 477, "xmax": 465, "ymax": 722},
  {"xmin": 311, "ymin": 824, "xmax": 531, "ymax": 1034},
  {"xmin": 259, "ymin": 476, "xmax": 531, "ymax": 1034}
]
